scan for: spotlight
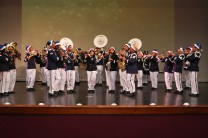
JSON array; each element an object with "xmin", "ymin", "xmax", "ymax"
[
  {"xmin": 150, "ymin": 103, "xmax": 156, "ymax": 106},
  {"xmin": 111, "ymin": 103, "xmax": 117, "ymax": 106},
  {"xmin": 76, "ymin": 103, "xmax": 82, "ymax": 106},
  {"xmin": 183, "ymin": 102, "xmax": 190, "ymax": 106}
]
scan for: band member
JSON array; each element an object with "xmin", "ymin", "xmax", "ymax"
[
  {"xmin": 0, "ymin": 45, "xmax": 10, "ymax": 96},
  {"xmin": 95, "ymin": 48, "xmax": 104, "ymax": 86},
  {"xmin": 24, "ymin": 45, "xmax": 39, "ymax": 91},
  {"xmin": 160, "ymin": 51, "xmax": 174, "ymax": 92},
  {"xmin": 137, "ymin": 51, "xmax": 143, "ymax": 89},
  {"xmin": 47, "ymin": 40, "xmax": 61, "ymax": 97},
  {"xmin": 55, "ymin": 41, "xmax": 66, "ymax": 95},
  {"xmin": 74, "ymin": 48, "xmax": 82, "ymax": 85},
  {"xmin": 119, "ymin": 44, "xmax": 130, "ymax": 93},
  {"xmin": 104, "ymin": 48, "xmax": 110, "ymax": 87},
  {"xmin": 188, "ymin": 43, "xmax": 202, "ymax": 97},
  {"xmin": 183, "ymin": 47, "xmax": 192, "ymax": 89},
  {"xmin": 39, "ymin": 47, "xmax": 47, "ymax": 85},
  {"xmin": 148, "ymin": 49, "xmax": 160, "ymax": 90},
  {"xmin": 142, "ymin": 51, "xmax": 150, "ymax": 85},
  {"xmin": 8, "ymin": 49, "xmax": 17, "ymax": 94},
  {"xmin": 65, "ymin": 46, "xmax": 76, "ymax": 93},
  {"xmin": 118, "ymin": 48, "xmax": 126, "ymax": 90},
  {"xmin": 172, "ymin": 48, "xmax": 185, "ymax": 94},
  {"xmin": 105, "ymin": 47, "xmax": 119, "ymax": 93},
  {"xmin": 84, "ymin": 48, "xmax": 97, "ymax": 93},
  {"xmin": 125, "ymin": 45, "xmax": 138, "ymax": 97}
]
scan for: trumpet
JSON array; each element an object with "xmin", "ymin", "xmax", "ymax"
[
  {"xmin": 40, "ymin": 48, "xmax": 47, "ymax": 63},
  {"xmin": 6, "ymin": 42, "xmax": 22, "ymax": 60}
]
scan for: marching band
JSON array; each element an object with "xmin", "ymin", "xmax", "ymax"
[{"xmin": 0, "ymin": 38, "xmax": 203, "ymax": 98}]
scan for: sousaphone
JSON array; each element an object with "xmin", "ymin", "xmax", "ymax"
[
  {"xmin": 60, "ymin": 37, "xmax": 73, "ymax": 51},
  {"xmin": 128, "ymin": 38, "xmax": 142, "ymax": 51},
  {"xmin": 93, "ymin": 35, "xmax": 108, "ymax": 48}
]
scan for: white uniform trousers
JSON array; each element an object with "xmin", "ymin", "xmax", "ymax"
[
  {"xmin": 0, "ymin": 71, "xmax": 10, "ymax": 93},
  {"xmin": 126, "ymin": 73, "xmax": 136, "ymax": 93},
  {"xmin": 58, "ymin": 68, "xmax": 66, "ymax": 91},
  {"xmin": 142, "ymin": 74, "xmax": 149, "ymax": 84},
  {"xmin": 190, "ymin": 71, "xmax": 199, "ymax": 94},
  {"xmin": 137, "ymin": 70, "xmax": 143, "ymax": 87},
  {"xmin": 184, "ymin": 70, "xmax": 191, "ymax": 88},
  {"xmin": 107, "ymin": 71, "xmax": 117, "ymax": 91},
  {"xmin": 105, "ymin": 69, "xmax": 110, "ymax": 87},
  {"xmin": 40, "ymin": 67, "xmax": 47, "ymax": 83},
  {"xmin": 1, "ymin": 71, "xmax": 10, "ymax": 93},
  {"xmin": 46, "ymin": 69, "xmax": 50, "ymax": 87},
  {"xmin": 119, "ymin": 69, "xmax": 128, "ymax": 91},
  {"xmin": 96, "ymin": 65, "xmax": 103, "ymax": 84},
  {"xmin": 66, "ymin": 70, "xmax": 75, "ymax": 90},
  {"xmin": 0, "ymin": 72, "xmax": 2, "ymax": 92},
  {"xmin": 174, "ymin": 72, "xmax": 183, "ymax": 91},
  {"xmin": 48, "ymin": 69, "xmax": 61, "ymax": 94},
  {"xmin": 8, "ymin": 69, "xmax": 16, "ymax": 92},
  {"xmin": 87, "ymin": 71, "xmax": 97, "ymax": 90},
  {"xmin": 164, "ymin": 72, "xmax": 173, "ymax": 90},
  {"xmin": 150, "ymin": 71, "xmax": 158, "ymax": 88},
  {"xmin": 26, "ymin": 69, "xmax": 36, "ymax": 89},
  {"xmin": 75, "ymin": 66, "xmax": 79, "ymax": 82}
]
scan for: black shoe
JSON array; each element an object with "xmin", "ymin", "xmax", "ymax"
[
  {"xmin": 165, "ymin": 89, "xmax": 171, "ymax": 92},
  {"xmin": 124, "ymin": 91, "xmax": 130, "ymax": 95},
  {"xmin": 143, "ymin": 83, "xmax": 148, "ymax": 86},
  {"xmin": 8, "ymin": 91, "xmax": 15, "ymax": 94},
  {"xmin": 42, "ymin": 82, "xmax": 47, "ymax": 86},
  {"xmin": 48, "ymin": 93, "xmax": 58, "ymax": 97},
  {"xmin": 174, "ymin": 90, "xmax": 183, "ymax": 94},
  {"xmin": 189, "ymin": 93, "xmax": 199, "ymax": 97},
  {"xmin": 0, "ymin": 93, "xmax": 9, "ymax": 96},
  {"xmin": 67, "ymin": 90, "xmax": 74, "ymax": 94},
  {"xmin": 98, "ymin": 83, "xmax": 102, "ymax": 86},
  {"xmin": 151, "ymin": 87, "xmax": 157, "ymax": 90},
  {"xmin": 137, "ymin": 87, "xmax": 143, "ymax": 90},
  {"xmin": 109, "ymin": 90, "xmax": 116, "ymax": 93},
  {"xmin": 75, "ymin": 82, "xmax": 80, "ymax": 85},
  {"xmin": 184, "ymin": 87, "xmax": 191, "ymax": 90},
  {"xmin": 54, "ymin": 91, "xmax": 60, "ymax": 95},
  {"xmin": 126, "ymin": 92, "xmax": 136, "ymax": 97},
  {"xmin": 30, "ymin": 88, "xmax": 35, "ymax": 91},
  {"xmin": 58, "ymin": 90, "xmax": 65, "ymax": 95}
]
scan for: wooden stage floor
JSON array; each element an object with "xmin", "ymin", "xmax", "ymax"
[{"xmin": 0, "ymin": 81, "xmax": 208, "ymax": 106}]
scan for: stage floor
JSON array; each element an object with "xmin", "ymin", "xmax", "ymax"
[{"xmin": 0, "ymin": 82, "xmax": 208, "ymax": 106}]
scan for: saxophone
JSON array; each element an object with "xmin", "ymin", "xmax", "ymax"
[{"xmin": 118, "ymin": 50, "xmax": 126, "ymax": 71}]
